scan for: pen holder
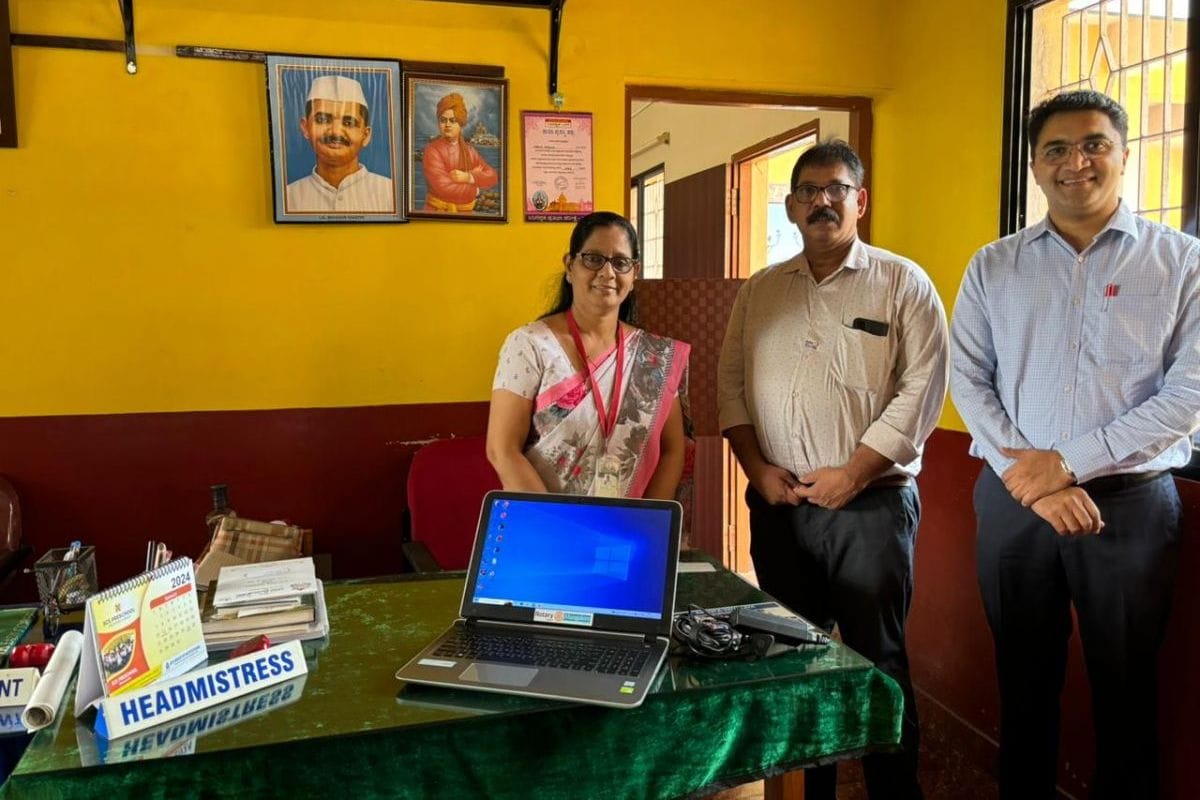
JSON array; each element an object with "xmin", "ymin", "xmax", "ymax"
[{"xmin": 33, "ymin": 546, "xmax": 98, "ymax": 613}]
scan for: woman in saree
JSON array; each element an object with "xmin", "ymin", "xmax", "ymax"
[{"xmin": 487, "ymin": 211, "xmax": 690, "ymax": 499}]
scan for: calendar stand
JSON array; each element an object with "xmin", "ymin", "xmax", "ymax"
[{"xmin": 74, "ymin": 558, "xmax": 208, "ymax": 717}]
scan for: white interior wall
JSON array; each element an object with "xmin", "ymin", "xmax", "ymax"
[{"xmin": 630, "ymin": 101, "xmax": 851, "ymax": 182}]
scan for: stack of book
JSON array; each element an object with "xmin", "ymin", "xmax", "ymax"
[{"xmin": 201, "ymin": 557, "xmax": 329, "ymax": 650}]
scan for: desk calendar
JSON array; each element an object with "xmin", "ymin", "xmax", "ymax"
[{"xmin": 75, "ymin": 558, "xmax": 208, "ymax": 715}]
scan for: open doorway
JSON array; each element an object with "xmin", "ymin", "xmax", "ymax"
[
  {"xmin": 731, "ymin": 120, "xmax": 821, "ymax": 278},
  {"xmin": 625, "ymin": 86, "xmax": 873, "ymax": 580}
]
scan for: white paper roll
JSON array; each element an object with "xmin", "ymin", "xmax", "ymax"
[{"xmin": 22, "ymin": 630, "xmax": 83, "ymax": 732}]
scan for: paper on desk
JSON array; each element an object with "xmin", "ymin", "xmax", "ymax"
[
  {"xmin": 22, "ymin": 630, "xmax": 83, "ymax": 732},
  {"xmin": 212, "ymin": 557, "xmax": 318, "ymax": 608},
  {"xmin": 677, "ymin": 561, "xmax": 716, "ymax": 573}
]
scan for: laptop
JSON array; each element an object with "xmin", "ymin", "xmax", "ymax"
[{"xmin": 396, "ymin": 490, "xmax": 682, "ymax": 708}]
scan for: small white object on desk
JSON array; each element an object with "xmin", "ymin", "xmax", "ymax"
[
  {"xmin": 212, "ymin": 557, "xmax": 317, "ymax": 609},
  {"xmin": 23, "ymin": 630, "xmax": 83, "ymax": 732}
]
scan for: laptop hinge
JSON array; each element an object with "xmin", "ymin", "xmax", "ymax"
[{"xmin": 645, "ymin": 634, "xmax": 657, "ymax": 645}]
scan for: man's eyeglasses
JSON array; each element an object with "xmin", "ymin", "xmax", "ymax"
[
  {"xmin": 791, "ymin": 182, "xmax": 857, "ymax": 204},
  {"xmin": 1038, "ymin": 137, "xmax": 1118, "ymax": 165},
  {"xmin": 576, "ymin": 252, "xmax": 638, "ymax": 274}
]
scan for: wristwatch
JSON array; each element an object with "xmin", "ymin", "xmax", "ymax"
[{"xmin": 1058, "ymin": 455, "xmax": 1077, "ymax": 483}]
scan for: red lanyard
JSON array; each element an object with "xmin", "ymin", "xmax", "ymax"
[{"xmin": 566, "ymin": 309, "xmax": 624, "ymax": 441}]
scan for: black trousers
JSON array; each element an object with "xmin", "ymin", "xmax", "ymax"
[
  {"xmin": 974, "ymin": 468, "xmax": 1181, "ymax": 800},
  {"xmin": 748, "ymin": 485, "xmax": 923, "ymax": 800}
]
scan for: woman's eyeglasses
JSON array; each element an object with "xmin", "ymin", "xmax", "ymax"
[{"xmin": 576, "ymin": 252, "xmax": 638, "ymax": 274}]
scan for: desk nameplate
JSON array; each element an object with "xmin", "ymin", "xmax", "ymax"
[{"xmin": 94, "ymin": 641, "xmax": 307, "ymax": 740}]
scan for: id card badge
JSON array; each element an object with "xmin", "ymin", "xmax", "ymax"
[{"xmin": 594, "ymin": 454, "xmax": 622, "ymax": 498}]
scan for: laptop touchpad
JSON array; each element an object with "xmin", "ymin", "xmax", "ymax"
[{"xmin": 460, "ymin": 663, "xmax": 538, "ymax": 687}]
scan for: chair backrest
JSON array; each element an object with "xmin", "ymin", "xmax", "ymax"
[
  {"xmin": 405, "ymin": 436, "xmax": 501, "ymax": 570},
  {"xmin": 0, "ymin": 476, "xmax": 21, "ymax": 553}
]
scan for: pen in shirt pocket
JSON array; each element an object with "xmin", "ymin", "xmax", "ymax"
[{"xmin": 1102, "ymin": 283, "xmax": 1119, "ymax": 311}]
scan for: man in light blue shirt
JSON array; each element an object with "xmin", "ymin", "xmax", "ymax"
[{"xmin": 951, "ymin": 90, "xmax": 1200, "ymax": 800}]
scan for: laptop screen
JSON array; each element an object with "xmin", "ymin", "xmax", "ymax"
[{"xmin": 459, "ymin": 492, "xmax": 682, "ymax": 637}]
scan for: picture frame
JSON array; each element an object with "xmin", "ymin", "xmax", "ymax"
[
  {"xmin": 404, "ymin": 72, "xmax": 507, "ymax": 222},
  {"xmin": 266, "ymin": 55, "xmax": 404, "ymax": 224},
  {"xmin": 521, "ymin": 111, "xmax": 593, "ymax": 222},
  {"xmin": 0, "ymin": 0, "xmax": 17, "ymax": 149}
]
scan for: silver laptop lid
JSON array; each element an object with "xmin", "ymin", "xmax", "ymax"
[{"xmin": 459, "ymin": 491, "xmax": 682, "ymax": 639}]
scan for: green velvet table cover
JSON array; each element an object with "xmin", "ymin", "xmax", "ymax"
[
  {"xmin": 0, "ymin": 567, "xmax": 901, "ymax": 800},
  {"xmin": 0, "ymin": 610, "xmax": 36, "ymax": 667}
]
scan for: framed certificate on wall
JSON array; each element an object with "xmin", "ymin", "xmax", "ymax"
[{"xmin": 521, "ymin": 111, "xmax": 593, "ymax": 222}]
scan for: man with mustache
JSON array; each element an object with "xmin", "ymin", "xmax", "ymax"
[
  {"xmin": 718, "ymin": 140, "xmax": 947, "ymax": 800},
  {"xmin": 951, "ymin": 90, "xmax": 1200, "ymax": 799},
  {"xmin": 286, "ymin": 75, "xmax": 395, "ymax": 214}
]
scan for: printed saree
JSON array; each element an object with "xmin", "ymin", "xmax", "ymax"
[{"xmin": 524, "ymin": 327, "xmax": 690, "ymax": 498}]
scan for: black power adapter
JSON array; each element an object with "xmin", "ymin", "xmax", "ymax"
[{"xmin": 729, "ymin": 606, "xmax": 830, "ymax": 646}]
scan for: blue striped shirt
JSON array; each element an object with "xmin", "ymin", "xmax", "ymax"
[{"xmin": 950, "ymin": 203, "xmax": 1200, "ymax": 483}]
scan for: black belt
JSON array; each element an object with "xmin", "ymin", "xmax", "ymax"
[
  {"xmin": 866, "ymin": 475, "xmax": 911, "ymax": 490},
  {"xmin": 1078, "ymin": 470, "xmax": 1166, "ymax": 495}
]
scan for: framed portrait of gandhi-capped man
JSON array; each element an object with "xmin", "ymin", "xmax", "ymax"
[
  {"xmin": 404, "ymin": 72, "xmax": 507, "ymax": 222},
  {"xmin": 0, "ymin": 0, "xmax": 17, "ymax": 149},
  {"xmin": 266, "ymin": 55, "xmax": 404, "ymax": 224}
]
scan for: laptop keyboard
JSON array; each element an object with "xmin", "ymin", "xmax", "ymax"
[{"xmin": 435, "ymin": 629, "xmax": 651, "ymax": 676}]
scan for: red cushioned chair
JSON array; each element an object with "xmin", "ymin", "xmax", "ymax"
[{"xmin": 403, "ymin": 436, "xmax": 502, "ymax": 572}]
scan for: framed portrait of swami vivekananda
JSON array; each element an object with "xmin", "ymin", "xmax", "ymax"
[
  {"xmin": 404, "ymin": 72, "xmax": 507, "ymax": 222},
  {"xmin": 266, "ymin": 55, "xmax": 405, "ymax": 224},
  {"xmin": 0, "ymin": 0, "xmax": 16, "ymax": 149}
]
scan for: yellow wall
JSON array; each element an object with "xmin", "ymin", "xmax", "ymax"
[
  {"xmin": 2, "ymin": 0, "xmax": 1007, "ymax": 428},
  {"xmin": 873, "ymin": 0, "xmax": 1009, "ymax": 430}
]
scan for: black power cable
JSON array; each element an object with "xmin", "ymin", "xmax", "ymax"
[{"xmin": 672, "ymin": 605, "xmax": 775, "ymax": 660}]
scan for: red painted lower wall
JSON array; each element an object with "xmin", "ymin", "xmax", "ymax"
[
  {"xmin": 911, "ymin": 428, "xmax": 1199, "ymax": 799},
  {"xmin": 0, "ymin": 413, "xmax": 1194, "ymax": 796},
  {"xmin": 0, "ymin": 403, "xmax": 489, "ymax": 601}
]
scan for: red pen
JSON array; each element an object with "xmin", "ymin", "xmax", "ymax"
[{"xmin": 1103, "ymin": 283, "xmax": 1118, "ymax": 310}]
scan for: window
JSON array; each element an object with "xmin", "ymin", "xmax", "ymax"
[
  {"xmin": 630, "ymin": 165, "xmax": 665, "ymax": 279},
  {"xmin": 1002, "ymin": 0, "xmax": 1197, "ymax": 235}
]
